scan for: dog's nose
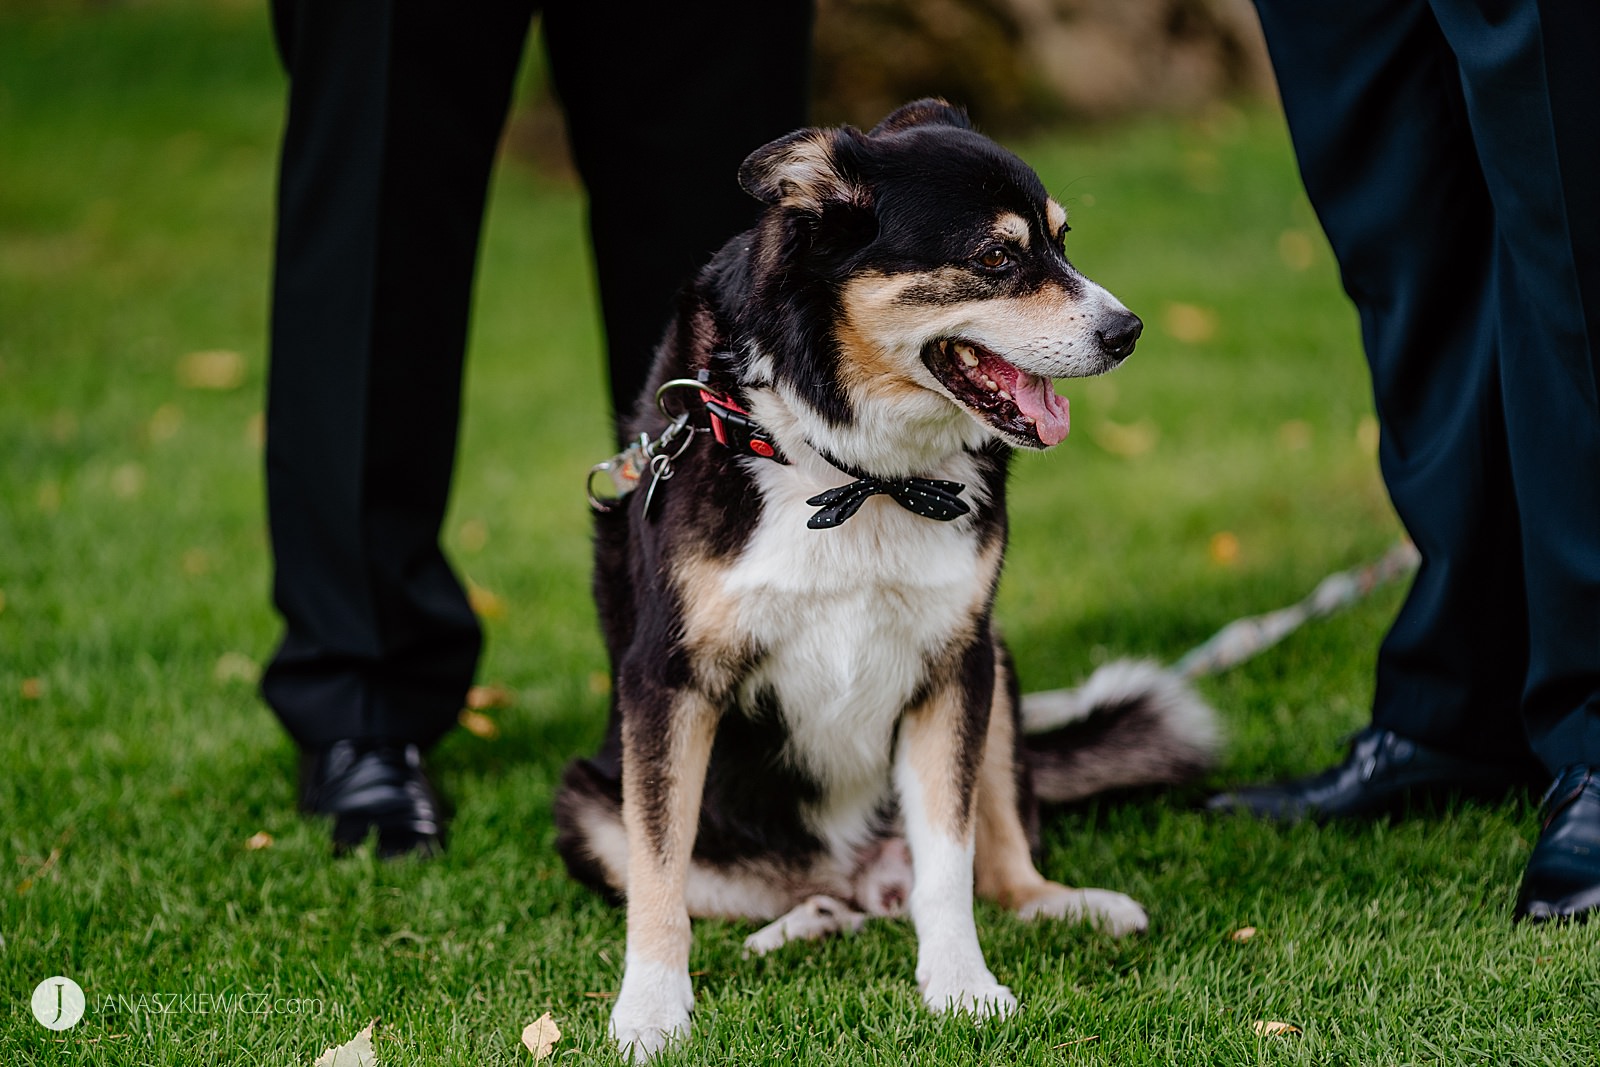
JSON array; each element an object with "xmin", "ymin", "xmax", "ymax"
[{"xmin": 1096, "ymin": 312, "xmax": 1143, "ymax": 363}]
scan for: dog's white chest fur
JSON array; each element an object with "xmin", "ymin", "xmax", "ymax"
[{"xmin": 722, "ymin": 456, "xmax": 988, "ymax": 855}]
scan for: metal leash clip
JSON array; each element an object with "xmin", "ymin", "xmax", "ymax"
[{"xmin": 585, "ymin": 379, "xmax": 707, "ymax": 514}]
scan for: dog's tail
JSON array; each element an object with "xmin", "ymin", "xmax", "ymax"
[{"xmin": 1019, "ymin": 659, "xmax": 1220, "ymax": 804}]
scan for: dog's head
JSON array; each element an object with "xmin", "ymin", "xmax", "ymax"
[{"xmin": 735, "ymin": 100, "xmax": 1140, "ymax": 463}]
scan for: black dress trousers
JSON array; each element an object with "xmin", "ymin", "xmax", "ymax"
[
  {"xmin": 1252, "ymin": 0, "xmax": 1600, "ymax": 771},
  {"xmin": 262, "ymin": 0, "xmax": 812, "ymax": 750}
]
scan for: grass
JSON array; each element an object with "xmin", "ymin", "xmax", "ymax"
[{"xmin": 3, "ymin": 4, "xmax": 1597, "ymax": 1065}]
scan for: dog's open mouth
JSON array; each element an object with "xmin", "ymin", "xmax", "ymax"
[{"xmin": 923, "ymin": 339, "xmax": 1070, "ymax": 447}]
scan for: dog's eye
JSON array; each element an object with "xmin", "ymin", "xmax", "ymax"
[
  {"xmin": 977, "ymin": 247, "xmax": 1012, "ymax": 271},
  {"xmin": 1054, "ymin": 224, "xmax": 1071, "ymax": 247}
]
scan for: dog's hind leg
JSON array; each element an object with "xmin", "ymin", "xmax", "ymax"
[
  {"xmin": 973, "ymin": 649, "xmax": 1148, "ymax": 936},
  {"xmin": 609, "ymin": 686, "xmax": 720, "ymax": 1062},
  {"xmin": 894, "ymin": 637, "xmax": 1017, "ymax": 1020}
]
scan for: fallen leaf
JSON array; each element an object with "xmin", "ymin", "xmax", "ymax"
[
  {"xmin": 247, "ymin": 831, "xmax": 273, "ymax": 850},
  {"xmin": 1231, "ymin": 926, "xmax": 1257, "ymax": 942},
  {"xmin": 467, "ymin": 581, "xmax": 507, "ymax": 621},
  {"xmin": 458, "ymin": 709, "xmax": 500, "ymax": 741},
  {"xmin": 1277, "ymin": 229, "xmax": 1316, "ymax": 271},
  {"xmin": 1356, "ymin": 415, "xmax": 1380, "ymax": 457},
  {"xmin": 313, "ymin": 1019, "xmax": 378, "ymax": 1066},
  {"xmin": 21, "ymin": 678, "xmax": 43, "ymax": 700},
  {"xmin": 1209, "ymin": 531, "xmax": 1241, "ymax": 566},
  {"xmin": 1253, "ymin": 1020, "xmax": 1301, "ymax": 1037},
  {"xmin": 110, "ymin": 462, "xmax": 146, "ymax": 499},
  {"xmin": 521, "ymin": 1013, "xmax": 561, "ymax": 1060},
  {"xmin": 466, "ymin": 684, "xmax": 514, "ymax": 710},
  {"xmin": 148, "ymin": 403, "xmax": 184, "ymax": 442},
  {"xmin": 214, "ymin": 652, "xmax": 259, "ymax": 685},
  {"xmin": 458, "ymin": 518, "xmax": 489, "ymax": 553},
  {"xmin": 1090, "ymin": 418, "xmax": 1159, "ymax": 458},
  {"xmin": 1277, "ymin": 419, "xmax": 1313, "ymax": 451},
  {"xmin": 178, "ymin": 349, "xmax": 246, "ymax": 391},
  {"xmin": 1162, "ymin": 302, "xmax": 1218, "ymax": 344}
]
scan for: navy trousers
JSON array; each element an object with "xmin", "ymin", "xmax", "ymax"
[
  {"xmin": 1253, "ymin": 0, "xmax": 1600, "ymax": 772},
  {"xmin": 261, "ymin": 0, "xmax": 812, "ymax": 749}
]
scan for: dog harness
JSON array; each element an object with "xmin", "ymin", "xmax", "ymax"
[{"xmin": 587, "ymin": 370, "xmax": 970, "ymax": 529}]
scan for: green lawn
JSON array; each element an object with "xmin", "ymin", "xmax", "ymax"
[{"xmin": 4, "ymin": 5, "xmax": 1596, "ymax": 1065}]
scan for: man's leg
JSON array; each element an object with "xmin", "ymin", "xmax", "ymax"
[
  {"xmin": 264, "ymin": 0, "xmax": 535, "ymax": 851},
  {"xmin": 541, "ymin": 0, "xmax": 814, "ymax": 424},
  {"xmin": 1430, "ymin": 0, "xmax": 1600, "ymax": 919},
  {"xmin": 1209, "ymin": 0, "xmax": 1540, "ymax": 821}
]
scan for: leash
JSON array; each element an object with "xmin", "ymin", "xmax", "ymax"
[{"xmin": 586, "ymin": 371, "xmax": 970, "ymax": 528}]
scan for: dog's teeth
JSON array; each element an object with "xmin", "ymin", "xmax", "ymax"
[
  {"xmin": 1022, "ymin": 415, "xmax": 1035, "ymax": 424},
  {"xmin": 958, "ymin": 345, "xmax": 979, "ymax": 368},
  {"xmin": 997, "ymin": 390, "xmax": 1012, "ymax": 402},
  {"xmin": 984, "ymin": 378, "xmax": 998, "ymax": 392}
]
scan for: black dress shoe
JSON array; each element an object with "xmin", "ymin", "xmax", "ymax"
[
  {"xmin": 1515, "ymin": 765, "xmax": 1600, "ymax": 924},
  {"xmin": 1206, "ymin": 726, "xmax": 1529, "ymax": 823},
  {"xmin": 299, "ymin": 740, "xmax": 448, "ymax": 857}
]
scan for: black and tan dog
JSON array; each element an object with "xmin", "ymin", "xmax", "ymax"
[{"xmin": 556, "ymin": 100, "xmax": 1217, "ymax": 1059}]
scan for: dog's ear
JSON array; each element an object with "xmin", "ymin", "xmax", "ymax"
[
  {"xmin": 868, "ymin": 98, "xmax": 973, "ymax": 137},
  {"xmin": 739, "ymin": 127, "xmax": 871, "ymax": 214}
]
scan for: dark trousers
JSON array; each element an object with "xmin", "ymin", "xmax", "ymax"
[
  {"xmin": 1253, "ymin": 0, "xmax": 1600, "ymax": 772},
  {"xmin": 262, "ymin": 0, "xmax": 812, "ymax": 749}
]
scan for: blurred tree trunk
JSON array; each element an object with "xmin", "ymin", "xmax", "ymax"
[{"xmin": 812, "ymin": 0, "xmax": 1273, "ymax": 130}]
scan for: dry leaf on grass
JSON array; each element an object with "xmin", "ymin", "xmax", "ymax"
[
  {"xmin": 1089, "ymin": 417, "xmax": 1159, "ymax": 458},
  {"xmin": 467, "ymin": 581, "xmax": 507, "ymax": 620},
  {"xmin": 246, "ymin": 831, "xmax": 273, "ymax": 851},
  {"xmin": 458, "ymin": 709, "xmax": 500, "ymax": 740},
  {"xmin": 1253, "ymin": 1020, "xmax": 1301, "ymax": 1037},
  {"xmin": 179, "ymin": 349, "xmax": 247, "ymax": 390},
  {"xmin": 521, "ymin": 1013, "xmax": 561, "ymax": 1060},
  {"xmin": 1230, "ymin": 926, "xmax": 1257, "ymax": 942},
  {"xmin": 466, "ymin": 684, "xmax": 514, "ymax": 710},
  {"xmin": 313, "ymin": 1020, "xmax": 378, "ymax": 1066}
]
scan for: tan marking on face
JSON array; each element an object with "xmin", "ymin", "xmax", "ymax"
[
  {"xmin": 995, "ymin": 212, "xmax": 1030, "ymax": 248},
  {"xmin": 621, "ymin": 689, "xmax": 720, "ymax": 967},
  {"xmin": 1046, "ymin": 200, "xmax": 1068, "ymax": 239},
  {"xmin": 836, "ymin": 273, "xmax": 947, "ymax": 402}
]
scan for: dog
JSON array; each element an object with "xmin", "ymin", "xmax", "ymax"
[{"xmin": 555, "ymin": 99, "xmax": 1218, "ymax": 1060}]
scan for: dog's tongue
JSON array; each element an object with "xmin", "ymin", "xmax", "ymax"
[{"xmin": 1013, "ymin": 371, "xmax": 1071, "ymax": 446}]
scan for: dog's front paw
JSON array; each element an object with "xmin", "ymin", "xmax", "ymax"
[
  {"xmin": 918, "ymin": 965, "xmax": 1017, "ymax": 1020},
  {"xmin": 609, "ymin": 957, "xmax": 693, "ymax": 1062},
  {"xmin": 1016, "ymin": 884, "xmax": 1149, "ymax": 937}
]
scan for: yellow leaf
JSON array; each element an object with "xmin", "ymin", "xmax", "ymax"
[
  {"xmin": 1209, "ymin": 531, "xmax": 1241, "ymax": 566},
  {"xmin": 1277, "ymin": 229, "xmax": 1316, "ymax": 271},
  {"xmin": 214, "ymin": 652, "xmax": 259, "ymax": 685},
  {"xmin": 521, "ymin": 1013, "xmax": 561, "ymax": 1060},
  {"xmin": 1090, "ymin": 418, "xmax": 1159, "ymax": 458},
  {"xmin": 1230, "ymin": 926, "xmax": 1257, "ymax": 942},
  {"xmin": 1277, "ymin": 420, "xmax": 1313, "ymax": 451},
  {"xmin": 467, "ymin": 581, "xmax": 507, "ymax": 621},
  {"xmin": 110, "ymin": 462, "xmax": 146, "ymax": 499},
  {"xmin": 466, "ymin": 684, "xmax": 514, "ymax": 710},
  {"xmin": 1162, "ymin": 302, "xmax": 1218, "ymax": 344},
  {"xmin": 457, "ymin": 709, "xmax": 500, "ymax": 741},
  {"xmin": 313, "ymin": 1020, "xmax": 378, "ymax": 1067},
  {"xmin": 1253, "ymin": 1020, "xmax": 1301, "ymax": 1037},
  {"xmin": 247, "ymin": 831, "xmax": 273, "ymax": 851},
  {"xmin": 178, "ymin": 349, "xmax": 246, "ymax": 391}
]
